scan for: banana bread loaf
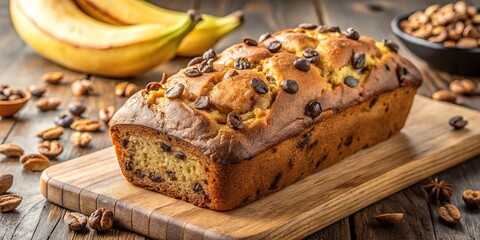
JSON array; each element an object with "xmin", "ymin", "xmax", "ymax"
[{"xmin": 109, "ymin": 24, "xmax": 422, "ymax": 211}]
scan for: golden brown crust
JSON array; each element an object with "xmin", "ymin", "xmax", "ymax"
[{"xmin": 110, "ymin": 27, "xmax": 421, "ymax": 165}]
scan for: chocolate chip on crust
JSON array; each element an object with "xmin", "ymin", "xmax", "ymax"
[
  {"xmin": 243, "ymin": 37, "xmax": 258, "ymax": 46},
  {"xmin": 298, "ymin": 23, "xmax": 317, "ymax": 30},
  {"xmin": 174, "ymin": 151, "xmax": 186, "ymax": 160},
  {"xmin": 234, "ymin": 57, "xmax": 250, "ymax": 70},
  {"xmin": 382, "ymin": 39, "xmax": 399, "ymax": 52},
  {"xmin": 269, "ymin": 172, "xmax": 283, "ymax": 190},
  {"xmin": 165, "ymin": 83, "xmax": 185, "ymax": 99},
  {"xmin": 302, "ymin": 48, "xmax": 320, "ymax": 64},
  {"xmin": 352, "ymin": 52, "xmax": 366, "ymax": 69},
  {"xmin": 344, "ymin": 76, "xmax": 359, "ymax": 88},
  {"xmin": 294, "ymin": 58, "xmax": 311, "ymax": 72},
  {"xmin": 329, "ymin": 26, "xmax": 341, "ymax": 33},
  {"xmin": 202, "ymin": 49, "xmax": 216, "ymax": 60},
  {"xmin": 258, "ymin": 32, "xmax": 272, "ymax": 42},
  {"xmin": 250, "ymin": 78, "xmax": 269, "ymax": 94},
  {"xmin": 344, "ymin": 135, "xmax": 353, "ymax": 146},
  {"xmin": 305, "ymin": 100, "xmax": 322, "ymax": 119},
  {"xmin": 121, "ymin": 139, "xmax": 129, "ymax": 148},
  {"xmin": 194, "ymin": 96, "xmax": 209, "ymax": 110},
  {"xmin": 187, "ymin": 56, "xmax": 204, "ymax": 67},
  {"xmin": 267, "ymin": 41, "xmax": 282, "ymax": 53},
  {"xmin": 344, "ymin": 27, "xmax": 360, "ymax": 40},
  {"xmin": 227, "ymin": 112, "xmax": 244, "ymax": 130},
  {"xmin": 370, "ymin": 95, "xmax": 379, "ymax": 108},
  {"xmin": 396, "ymin": 66, "xmax": 409, "ymax": 86},
  {"xmin": 159, "ymin": 142, "xmax": 171, "ymax": 152},
  {"xmin": 281, "ymin": 79, "xmax": 299, "ymax": 94},
  {"xmin": 184, "ymin": 68, "xmax": 202, "ymax": 78}
]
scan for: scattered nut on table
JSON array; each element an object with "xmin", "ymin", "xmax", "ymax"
[
  {"xmin": 64, "ymin": 212, "xmax": 88, "ymax": 232},
  {"xmin": 449, "ymin": 79, "xmax": 477, "ymax": 95},
  {"xmin": 449, "ymin": 115, "xmax": 468, "ymax": 130},
  {"xmin": 42, "ymin": 72, "xmax": 64, "ymax": 84},
  {"xmin": 438, "ymin": 204, "xmax": 461, "ymax": 225},
  {"xmin": 71, "ymin": 79, "xmax": 94, "ymax": 96},
  {"xmin": 88, "ymin": 208, "xmax": 114, "ymax": 232},
  {"xmin": 0, "ymin": 194, "xmax": 22, "ymax": 213},
  {"xmin": 71, "ymin": 132, "xmax": 92, "ymax": 147},
  {"xmin": 0, "ymin": 87, "xmax": 26, "ymax": 101},
  {"xmin": 35, "ymin": 98, "xmax": 61, "ymax": 111},
  {"xmin": 70, "ymin": 119, "xmax": 102, "ymax": 132},
  {"xmin": 19, "ymin": 153, "xmax": 50, "ymax": 172},
  {"xmin": 0, "ymin": 174, "xmax": 13, "ymax": 195},
  {"xmin": 68, "ymin": 102, "xmax": 86, "ymax": 116},
  {"xmin": 115, "ymin": 82, "xmax": 139, "ymax": 97},
  {"xmin": 37, "ymin": 126, "xmax": 64, "ymax": 140},
  {"xmin": 0, "ymin": 143, "xmax": 24, "ymax": 157},
  {"xmin": 38, "ymin": 140, "xmax": 64, "ymax": 159},
  {"xmin": 432, "ymin": 90, "xmax": 456, "ymax": 103},
  {"xmin": 99, "ymin": 106, "xmax": 115, "ymax": 123},
  {"xmin": 374, "ymin": 213, "xmax": 404, "ymax": 227},
  {"xmin": 462, "ymin": 190, "xmax": 480, "ymax": 208},
  {"xmin": 28, "ymin": 85, "xmax": 47, "ymax": 98}
]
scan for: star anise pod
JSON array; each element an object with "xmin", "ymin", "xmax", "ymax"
[{"xmin": 422, "ymin": 178, "xmax": 453, "ymax": 204}]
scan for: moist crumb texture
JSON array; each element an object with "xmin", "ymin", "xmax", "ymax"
[{"xmin": 110, "ymin": 26, "xmax": 422, "ymax": 210}]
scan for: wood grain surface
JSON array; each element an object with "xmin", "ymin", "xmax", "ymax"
[
  {"xmin": 1, "ymin": 0, "xmax": 480, "ymax": 239},
  {"xmin": 39, "ymin": 96, "xmax": 480, "ymax": 240}
]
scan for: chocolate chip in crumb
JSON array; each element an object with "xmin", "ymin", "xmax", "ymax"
[
  {"xmin": 124, "ymin": 161, "xmax": 133, "ymax": 171},
  {"xmin": 294, "ymin": 58, "xmax": 311, "ymax": 72},
  {"xmin": 396, "ymin": 66, "xmax": 409, "ymax": 86},
  {"xmin": 382, "ymin": 39, "xmax": 399, "ymax": 52},
  {"xmin": 187, "ymin": 56, "xmax": 204, "ymax": 67},
  {"xmin": 259, "ymin": 32, "xmax": 272, "ymax": 42},
  {"xmin": 197, "ymin": 60, "xmax": 214, "ymax": 73},
  {"xmin": 344, "ymin": 27, "xmax": 360, "ymax": 40},
  {"xmin": 344, "ymin": 136, "xmax": 353, "ymax": 146},
  {"xmin": 184, "ymin": 68, "xmax": 202, "ymax": 77},
  {"xmin": 298, "ymin": 23, "xmax": 317, "ymax": 30},
  {"xmin": 159, "ymin": 142, "xmax": 171, "ymax": 152},
  {"xmin": 234, "ymin": 57, "xmax": 250, "ymax": 70},
  {"xmin": 227, "ymin": 112, "xmax": 244, "ymax": 130},
  {"xmin": 352, "ymin": 52, "xmax": 366, "ymax": 69},
  {"xmin": 194, "ymin": 96, "xmax": 209, "ymax": 110},
  {"xmin": 225, "ymin": 69, "xmax": 239, "ymax": 78},
  {"xmin": 135, "ymin": 170, "xmax": 144, "ymax": 178},
  {"xmin": 302, "ymin": 48, "xmax": 320, "ymax": 64},
  {"xmin": 267, "ymin": 41, "xmax": 282, "ymax": 53},
  {"xmin": 165, "ymin": 83, "xmax": 185, "ymax": 99},
  {"xmin": 250, "ymin": 78, "xmax": 269, "ymax": 94},
  {"xmin": 149, "ymin": 173, "xmax": 164, "ymax": 182},
  {"xmin": 344, "ymin": 76, "xmax": 359, "ymax": 88},
  {"xmin": 202, "ymin": 49, "xmax": 216, "ymax": 60},
  {"xmin": 174, "ymin": 151, "xmax": 186, "ymax": 160},
  {"xmin": 370, "ymin": 95, "xmax": 378, "ymax": 108},
  {"xmin": 193, "ymin": 183, "xmax": 203, "ymax": 192},
  {"xmin": 166, "ymin": 171, "xmax": 177, "ymax": 181},
  {"xmin": 121, "ymin": 139, "xmax": 129, "ymax": 148},
  {"xmin": 269, "ymin": 172, "xmax": 282, "ymax": 190},
  {"xmin": 243, "ymin": 37, "xmax": 258, "ymax": 46},
  {"xmin": 449, "ymin": 116, "xmax": 468, "ymax": 130},
  {"xmin": 305, "ymin": 101, "xmax": 322, "ymax": 119},
  {"xmin": 281, "ymin": 79, "xmax": 299, "ymax": 94}
]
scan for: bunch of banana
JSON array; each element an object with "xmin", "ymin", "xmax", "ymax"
[
  {"xmin": 10, "ymin": 0, "xmax": 200, "ymax": 77},
  {"xmin": 75, "ymin": 0, "xmax": 244, "ymax": 56}
]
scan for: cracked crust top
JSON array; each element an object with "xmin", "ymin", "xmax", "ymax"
[{"xmin": 109, "ymin": 26, "xmax": 422, "ymax": 165}]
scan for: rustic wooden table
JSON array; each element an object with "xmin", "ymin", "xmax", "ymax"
[{"xmin": 1, "ymin": 0, "xmax": 479, "ymax": 239}]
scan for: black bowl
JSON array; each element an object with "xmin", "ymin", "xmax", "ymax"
[{"xmin": 391, "ymin": 11, "xmax": 480, "ymax": 76}]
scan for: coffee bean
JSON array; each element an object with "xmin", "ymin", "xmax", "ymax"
[
  {"xmin": 294, "ymin": 58, "xmax": 311, "ymax": 72},
  {"xmin": 281, "ymin": 79, "xmax": 299, "ymax": 94},
  {"xmin": 344, "ymin": 27, "xmax": 360, "ymax": 40},
  {"xmin": 0, "ymin": 144, "xmax": 24, "ymax": 157},
  {"xmin": 352, "ymin": 52, "xmax": 366, "ymax": 69},
  {"xmin": 298, "ymin": 23, "xmax": 317, "ymax": 30},
  {"xmin": 0, "ymin": 194, "xmax": 22, "ymax": 213},
  {"xmin": 165, "ymin": 83, "xmax": 185, "ymax": 99},
  {"xmin": 68, "ymin": 102, "xmax": 86, "ymax": 116},
  {"xmin": 64, "ymin": 212, "xmax": 88, "ymax": 232},
  {"xmin": 159, "ymin": 142, "xmax": 171, "ymax": 152},
  {"xmin": 198, "ymin": 60, "xmax": 214, "ymax": 73},
  {"xmin": 267, "ymin": 41, "xmax": 282, "ymax": 53},
  {"xmin": 250, "ymin": 78, "xmax": 269, "ymax": 94},
  {"xmin": 38, "ymin": 140, "xmax": 64, "ymax": 159},
  {"xmin": 449, "ymin": 116, "xmax": 468, "ymax": 130},
  {"xmin": 302, "ymin": 48, "xmax": 320, "ymax": 64},
  {"xmin": 305, "ymin": 100, "xmax": 322, "ymax": 119},
  {"xmin": 54, "ymin": 114, "xmax": 74, "ymax": 128},
  {"xmin": 28, "ymin": 85, "xmax": 46, "ymax": 98},
  {"xmin": 227, "ymin": 112, "xmax": 243, "ymax": 130},
  {"xmin": 184, "ymin": 68, "xmax": 202, "ymax": 77},
  {"xmin": 234, "ymin": 57, "xmax": 250, "ymax": 70},
  {"xmin": 145, "ymin": 82, "xmax": 162, "ymax": 93},
  {"xmin": 0, "ymin": 174, "xmax": 13, "ymax": 195},
  {"xmin": 329, "ymin": 26, "xmax": 341, "ymax": 32},
  {"xmin": 396, "ymin": 65, "xmax": 409, "ymax": 86},
  {"xmin": 344, "ymin": 76, "xmax": 359, "ymax": 88},
  {"xmin": 243, "ymin": 37, "xmax": 258, "ymax": 46},
  {"xmin": 194, "ymin": 96, "xmax": 209, "ymax": 109},
  {"xmin": 259, "ymin": 32, "xmax": 272, "ymax": 42},
  {"xmin": 187, "ymin": 56, "xmax": 204, "ymax": 67},
  {"xmin": 88, "ymin": 208, "xmax": 114, "ymax": 232},
  {"xmin": 382, "ymin": 39, "xmax": 399, "ymax": 52},
  {"xmin": 174, "ymin": 151, "xmax": 186, "ymax": 160},
  {"xmin": 202, "ymin": 49, "xmax": 216, "ymax": 60},
  {"xmin": 225, "ymin": 69, "xmax": 239, "ymax": 78},
  {"xmin": 20, "ymin": 154, "xmax": 50, "ymax": 171}
]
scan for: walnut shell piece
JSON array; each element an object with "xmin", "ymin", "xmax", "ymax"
[
  {"xmin": 438, "ymin": 204, "xmax": 461, "ymax": 225},
  {"xmin": 88, "ymin": 208, "xmax": 114, "ymax": 232},
  {"xmin": 64, "ymin": 212, "xmax": 88, "ymax": 232},
  {"xmin": 462, "ymin": 190, "xmax": 480, "ymax": 208}
]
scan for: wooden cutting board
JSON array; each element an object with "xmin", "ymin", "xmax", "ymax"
[{"xmin": 40, "ymin": 96, "xmax": 480, "ymax": 240}]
